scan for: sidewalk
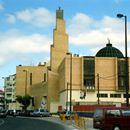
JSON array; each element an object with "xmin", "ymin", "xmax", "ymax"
[{"xmin": 52, "ymin": 115, "xmax": 91, "ymax": 130}]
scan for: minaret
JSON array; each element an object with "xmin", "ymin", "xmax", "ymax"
[{"xmin": 50, "ymin": 7, "xmax": 68, "ymax": 72}]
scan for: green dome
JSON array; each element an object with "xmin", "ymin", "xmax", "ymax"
[{"xmin": 96, "ymin": 43, "xmax": 124, "ymax": 58}]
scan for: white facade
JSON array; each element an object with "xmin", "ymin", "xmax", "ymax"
[
  {"xmin": 4, "ymin": 74, "xmax": 16, "ymax": 104},
  {"xmin": 60, "ymin": 90, "xmax": 126, "ymax": 110}
]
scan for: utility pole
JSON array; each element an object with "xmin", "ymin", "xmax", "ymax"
[
  {"xmin": 97, "ymin": 73, "xmax": 100, "ymax": 105},
  {"xmin": 66, "ymin": 82, "xmax": 69, "ymax": 111},
  {"xmin": 23, "ymin": 70, "xmax": 27, "ymax": 96}
]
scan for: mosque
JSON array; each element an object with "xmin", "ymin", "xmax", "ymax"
[{"xmin": 15, "ymin": 8, "xmax": 130, "ymax": 112}]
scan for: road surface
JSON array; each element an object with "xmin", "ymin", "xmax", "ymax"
[{"xmin": 0, "ymin": 116, "xmax": 77, "ymax": 130}]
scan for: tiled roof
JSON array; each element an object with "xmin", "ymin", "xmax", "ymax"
[{"xmin": 96, "ymin": 43, "xmax": 124, "ymax": 58}]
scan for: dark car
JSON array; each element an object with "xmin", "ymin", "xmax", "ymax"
[
  {"xmin": 0, "ymin": 109, "xmax": 7, "ymax": 118},
  {"xmin": 7, "ymin": 109, "xmax": 17, "ymax": 116},
  {"xmin": 20, "ymin": 110, "xmax": 34, "ymax": 116},
  {"xmin": 93, "ymin": 107, "xmax": 130, "ymax": 130}
]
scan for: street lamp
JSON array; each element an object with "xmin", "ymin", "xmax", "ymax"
[
  {"xmin": 23, "ymin": 70, "xmax": 27, "ymax": 96},
  {"xmin": 68, "ymin": 53, "xmax": 72, "ymax": 112},
  {"xmin": 117, "ymin": 13, "xmax": 129, "ymax": 106}
]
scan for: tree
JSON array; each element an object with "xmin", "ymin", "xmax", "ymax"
[{"xmin": 16, "ymin": 95, "xmax": 32, "ymax": 110}]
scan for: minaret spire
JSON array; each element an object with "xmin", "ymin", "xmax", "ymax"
[{"xmin": 56, "ymin": 7, "xmax": 64, "ymax": 19}]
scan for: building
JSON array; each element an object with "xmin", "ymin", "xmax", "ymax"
[
  {"xmin": 15, "ymin": 8, "xmax": 69, "ymax": 112},
  {"xmin": 59, "ymin": 42, "xmax": 130, "ymax": 110},
  {"xmin": 4, "ymin": 74, "xmax": 16, "ymax": 105},
  {"xmin": 0, "ymin": 90, "xmax": 4, "ymax": 110},
  {"xmin": 50, "ymin": 8, "xmax": 130, "ymax": 110},
  {"xmin": 16, "ymin": 8, "xmax": 130, "ymax": 112},
  {"xmin": 16, "ymin": 64, "xmax": 48, "ymax": 109}
]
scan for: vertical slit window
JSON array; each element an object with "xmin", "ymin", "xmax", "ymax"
[
  {"xmin": 30, "ymin": 73, "xmax": 32, "ymax": 85},
  {"xmin": 44, "ymin": 73, "xmax": 46, "ymax": 82}
]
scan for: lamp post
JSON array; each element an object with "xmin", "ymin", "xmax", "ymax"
[
  {"xmin": 69, "ymin": 53, "xmax": 72, "ymax": 112},
  {"xmin": 23, "ymin": 70, "xmax": 27, "ymax": 96},
  {"xmin": 117, "ymin": 13, "xmax": 129, "ymax": 107}
]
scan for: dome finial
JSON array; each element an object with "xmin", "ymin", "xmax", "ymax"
[
  {"xmin": 107, "ymin": 38, "xmax": 110, "ymax": 44},
  {"xmin": 106, "ymin": 38, "xmax": 112, "ymax": 47}
]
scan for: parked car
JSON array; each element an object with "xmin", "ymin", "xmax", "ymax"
[
  {"xmin": 0, "ymin": 109, "xmax": 7, "ymax": 118},
  {"xmin": 93, "ymin": 107, "xmax": 130, "ymax": 130},
  {"xmin": 20, "ymin": 110, "xmax": 34, "ymax": 117},
  {"xmin": 7, "ymin": 109, "xmax": 17, "ymax": 117},
  {"xmin": 30, "ymin": 108, "xmax": 51, "ymax": 117}
]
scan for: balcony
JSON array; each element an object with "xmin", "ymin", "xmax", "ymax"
[
  {"xmin": 86, "ymin": 86, "xmax": 95, "ymax": 92},
  {"xmin": 0, "ymin": 95, "xmax": 4, "ymax": 98}
]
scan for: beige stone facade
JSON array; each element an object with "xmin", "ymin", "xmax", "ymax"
[
  {"xmin": 16, "ymin": 64, "xmax": 47, "ymax": 109},
  {"xmin": 15, "ymin": 8, "xmax": 130, "ymax": 112},
  {"xmin": 15, "ymin": 8, "xmax": 69, "ymax": 112},
  {"xmin": 59, "ymin": 56, "xmax": 130, "ymax": 109}
]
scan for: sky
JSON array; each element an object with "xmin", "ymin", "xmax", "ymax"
[{"xmin": 0, "ymin": 0, "xmax": 130, "ymax": 89}]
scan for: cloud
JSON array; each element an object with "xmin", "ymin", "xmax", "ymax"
[
  {"xmin": 5, "ymin": 7, "xmax": 55, "ymax": 27},
  {"xmin": 15, "ymin": 8, "xmax": 55, "ymax": 27},
  {"xmin": 0, "ymin": 3, "xmax": 4, "ymax": 10},
  {"xmin": 0, "ymin": 29, "xmax": 51, "ymax": 66},
  {"xmin": 6, "ymin": 14, "xmax": 16, "ymax": 23},
  {"xmin": 68, "ymin": 13, "xmax": 94, "ymax": 35},
  {"xmin": 68, "ymin": 13, "xmax": 130, "ymax": 56}
]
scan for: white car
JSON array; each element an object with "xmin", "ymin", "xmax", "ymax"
[{"xmin": 31, "ymin": 108, "xmax": 51, "ymax": 117}]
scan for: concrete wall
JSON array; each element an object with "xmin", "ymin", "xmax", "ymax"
[
  {"xmin": 58, "ymin": 56, "xmax": 130, "ymax": 108},
  {"xmin": 47, "ymin": 70, "xmax": 59, "ymax": 111},
  {"xmin": 16, "ymin": 65, "xmax": 47, "ymax": 110},
  {"xmin": 95, "ymin": 57, "xmax": 117, "ymax": 91}
]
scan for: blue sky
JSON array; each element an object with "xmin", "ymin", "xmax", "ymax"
[{"xmin": 0, "ymin": 0, "xmax": 130, "ymax": 89}]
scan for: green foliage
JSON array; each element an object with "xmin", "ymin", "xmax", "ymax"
[{"xmin": 16, "ymin": 95, "xmax": 32, "ymax": 110}]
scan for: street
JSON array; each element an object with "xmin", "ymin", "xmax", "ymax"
[
  {"xmin": 0, "ymin": 116, "xmax": 98, "ymax": 130},
  {"xmin": 0, "ymin": 116, "xmax": 76, "ymax": 130}
]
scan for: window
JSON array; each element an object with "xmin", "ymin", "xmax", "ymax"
[
  {"xmin": 30, "ymin": 73, "xmax": 32, "ymax": 85},
  {"xmin": 6, "ymin": 88, "xmax": 12, "ymax": 92},
  {"xmin": 110, "ymin": 94, "xmax": 121, "ymax": 98},
  {"xmin": 84, "ymin": 77, "xmax": 94, "ymax": 87},
  {"xmin": 118, "ymin": 60, "xmax": 125, "ymax": 75},
  {"xmin": 83, "ymin": 57, "xmax": 95, "ymax": 87},
  {"xmin": 106, "ymin": 109, "xmax": 121, "ymax": 117},
  {"xmin": 94, "ymin": 109, "xmax": 103, "ymax": 118},
  {"xmin": 118, "ymin": 60, "xmax": 126, "ymax": 89},
  {"xmin": 44, "ymin": 73, "xmax": 46, "ymax": 82},
  {"xmin": 122, "ymin": 109, "xmax": 130, "ymax": 116},
  {"xmin": 97, "ymin": 93, "xmax": 108, "ymax": 98},
  {"xmin": 124, "ymin": 94, "xmax": 130, "ymax": 98}
]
